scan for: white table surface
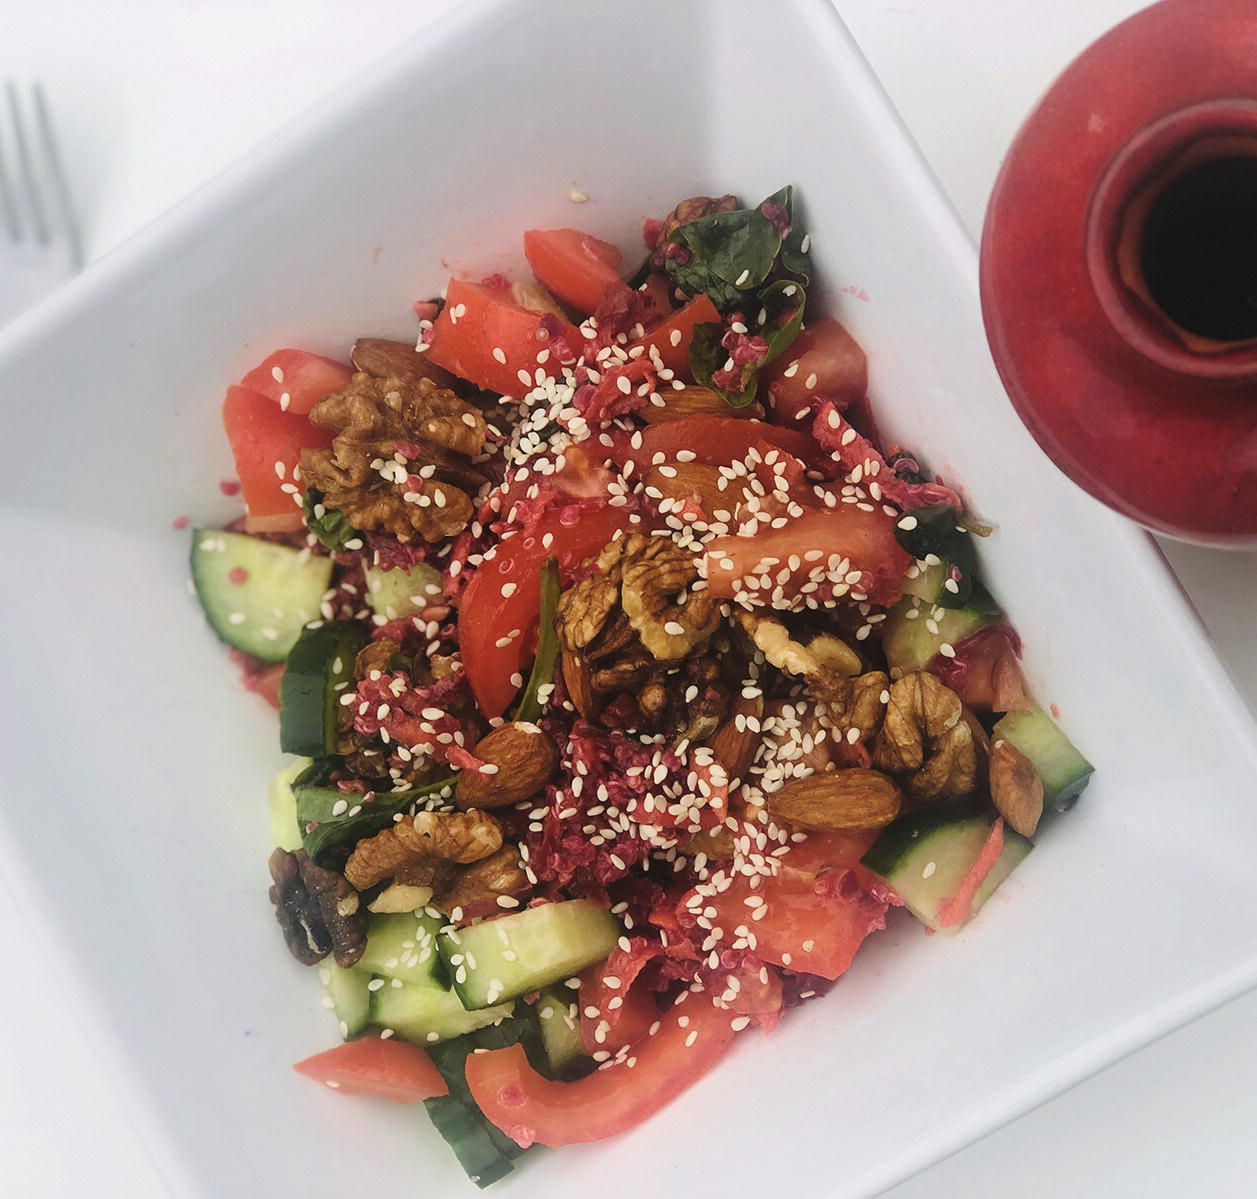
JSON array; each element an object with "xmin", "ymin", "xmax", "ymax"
[{"xmin": 4, "ymin": 1, "xmax": 1255, "ymax": 1195}]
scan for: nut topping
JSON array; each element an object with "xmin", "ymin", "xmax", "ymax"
[
  {"xmin": 455, "ymin": 722, "xmax": 559, "ymax": 810},
  {"xmin": 344, "ymin": 809, "xmax": 502, "ymax": 891},
  {"xmin": 764, "ymin": 769, "xmax": 901, "ymax": 833},
  {"xmin": 268, "ymin": 848, "xmax": 367, "ymax": 968},
  {"xmin": 989, "ymin": 739, "xmax": 1045, "ymax": 837},
  {"xmin": 300, "ymin": 371, "xmax": 486, "ymax": 543},
  {"xmin": 873, "ymin": 671, "xmax": 977, "ymax": 802}
]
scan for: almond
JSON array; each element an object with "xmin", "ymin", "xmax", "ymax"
[
  {"xmin": 455, "ymin": 722, "xmax": 559, "ymax": 810},
  {"xmin": 643, "ymin": 462, "xmax": 738, "ymax": 522},
  {"xmin": 640, "ymin": 384, "xmax": 765, "ymax": 423},
  {"xmin": 706, "ymin": 692, "xmax": 764, "ymax": 783},
  {"xmin": 350, "ymin": 337, "xmax": 459, "ymax": 390},
  {"xmin": 989, "ymin": 739, "xmax": 1044, "ymax": 837},
  {"xmin": 560, "ymin": 646, "xmax": 598, "ymax": 720},
  {"xmin": 765, "ymin": 768, "xmax": 901, "ymax": 832}
]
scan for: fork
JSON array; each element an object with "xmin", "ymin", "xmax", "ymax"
[{"xmin": 0, "ymin": 81, "xmax": 82, "ymax": 327}]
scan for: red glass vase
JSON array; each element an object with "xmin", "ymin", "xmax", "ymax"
[{"xmin": 981, "ymin": 0, "xmax": 1257, "ymax": 545}]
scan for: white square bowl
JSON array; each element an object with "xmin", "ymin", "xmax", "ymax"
[{"xmin": 3, "ymin": 1, "xmax": 1257, "ymax": 1195}]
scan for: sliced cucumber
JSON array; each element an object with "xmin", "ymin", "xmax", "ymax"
[
  {"xmin": 861, "ymin": 809, "xmax": 1033, "ymax": 934},
  {"xmin": 364, "ymin": 561, "xmax": 444, "ymax": 621},
  {"xmin": 993, "ymin": 706, "xmax": 1094, "ymax": 812},
  {"xmin": 357, "ymin": 911, "xmax": 446, "ymax": 987},
  {"xmin": 425, "ymin": 1019, "xmax": 539, "ymax": 1187},
  {"xmin": 900, "ymin": 560, "xmax": 946, "ymax": 604},
  {"xmin": 371, "ymin": 979, "xmax": 512, "ymax": 1043},
  {"xmin": 319, "ymin": 963, "xmax": 372, "ymax": 1038},
  {"xmin": 881, "ymin": 599, "xmax": 996, "ymax": 674},
  {"xmin": 536, "ymin": 986, "xmax": 586, "ymax": 1075},
  {"xmin": 279, "ymin": 620, "xmax": 367, "ymax": 756},
  {"xmin": 190, "ymin": 529, "xmax": 331, "ymax": 661},
  {"xmin": 439, "ymin": 899, "xmax": 620, "ymax": 1010},
  {"xmin": 268, "ymin": 759, "xmax": 309, "ymax": 851}
]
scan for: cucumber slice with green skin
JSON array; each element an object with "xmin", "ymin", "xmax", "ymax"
[
  {"xmin": 900, "ymin": 560, "xmax": 946, "ymax": 604},
  {"xmin": 439, "ymin": 899, "xmax": 621, "ymax": 1010},
  {"xmin": 279, "ymin": 620, "xmax": 367, "ymax": 757},
  {"xmin": 536, "ymin": 986, "xmax": 586, "ymax": 1075},
  {"xmin": 356, "ymin": 911, "xmax": 446, "ymax": 987},
  {"xmin": 370, "ymin": 979, "xmax": 513, "ymax": 1043},
  {"xmin": 294, "ymin": 761, "xmax": 457, "ymax": 869},
  {"xmin": 364, "ymin": 561, "xmax": 444, "ymax": 621},
  {"xmin": 190, "ymin": 530, "xmax": 331, "ymax": 661},
  {"xmin": 319, "ymin": 963, "xmax": 371, "ymax": 1038},
  {"xmin": 268, "ymin": 759, "xmax": 309, "ymax": 851},
  {"xmin": 861, "ymin": 809, "xmax": 1033, "ymax": 934},
  {"xmin": 993, "ymin": 706, "xmax": 1094, "ymax": 812},
  {"xmin": 424, "ymin": 1018, "xmax": 540, "ymax": 1187},
  {"xmin": 881, "ymin": 599, "xmax": 996, "ymax": 674}
]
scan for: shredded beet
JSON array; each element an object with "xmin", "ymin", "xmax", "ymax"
[
  {"xmin": 351, "ymin": 668, "xmax": 471, "ymax": 768},
  {"xmin": 811, "ymin": 400, "xmax": 963, "ymax": 510}
]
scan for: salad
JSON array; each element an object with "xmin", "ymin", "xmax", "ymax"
[{"xmin": 190, "ymin": 186, "xmax": 1093, "ymax": 1186}]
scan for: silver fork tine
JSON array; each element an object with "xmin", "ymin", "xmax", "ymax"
[
  {"xmin": 31, "ymin": 84, "xmax": 82, "ymax": 270},
  {"xmin": 0, "ymin": 90, "xmax": 19, "ymax": 241},
  {"xmin": 7, "ymin": 81, "xmax": 48, "ymax": 246}
]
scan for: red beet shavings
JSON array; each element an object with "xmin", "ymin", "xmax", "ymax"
[{"xmin": 812, "ymin": 400, "xmax": 962, "ymax": 510}]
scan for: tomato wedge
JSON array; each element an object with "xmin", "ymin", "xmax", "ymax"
[
  {"xmin": 611, "ymin": 414, "xmax": 819, "ymax": 474},
  {"xmin": 703, "ymin": 505, "xmax": 911, "ymax": 608},
  {"xmin": 221, "ymin": 384, "xmax": 332, "ymax": 530},
  {"xmin": 293, "ymin": 1037, "xmax": 448, "ymax": 1104},
  {"xmin": 699, "ymin": 831, "xmax": 886, "ymax": 980},
  {"xmin": 930, "ymin": 624, "xmax": 1031, "ymax": 715},
  {"xmin": 631, "ymin": 293, "xmax": 720, "ymax": 377},
  {"xmin": 426, "ymin": 279, "xmax": 580, "ymax": 399},
  {"xmin": 459, "ymin": 506, "xmax": 634, "ymax": 717},
  {"xmin": 466, "ymin": 994, "xmax": 736, "ymax": 1147},
  {"xmin": 760, "ymin": 316, "xmax": 867, "ymax": 425},
  {"xmin": 523, "ymin": 228, "xmax": 623, "ymax": 314},
  {"xmin": 239, "ymin": 349, "xmax": 353, "ymax": 417}
]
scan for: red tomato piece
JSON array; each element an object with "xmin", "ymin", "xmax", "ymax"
[
  {"xmin": 293, "ymin": 1037, "xmax": 448, "ymax": 1104},
  {"xmin": 760, "ymin": 316, "xmax": 868, "ymax": 425},
  {"xmin": 930, "ymin": 624, "xmax": 1031, "ymax": 715},
  {"xmin": 631, "ymin": 293, "xmax": 720, "ymax": 378},
  {"xmin": 611, "ymin": 414, "xmax": 820, "ymax": 475},
  {"xmin": 703, "ymin": 506, "xmax": 911, "ymax": 608},
  {"xmin": 239, "ymin": 349, "xmax": 353, "ymax": 417},
  {"xmin": 702, "ymin": 833, "xmax": 887, "ymax": 980},
  {"xmin": 221, "ymin": 384, "xmax": 332, "ymax": 526},
  {"xmin": 523, "ymin": 228, "xmax": 624, "ymax": 315},
  {"xmin": 459, "ymin": 506, "xmax": 634, "ymax": 718},
  {"xmin": 466, "ymin": 993, "xmax": 737, "ymax": 1147},
  {"xmin": 426, "ymin": 279, "xmax": 581, "ymax": 399},
  {"xmin": 579, "ymin": 961, "xmax": 659, "ymax": 1056}
]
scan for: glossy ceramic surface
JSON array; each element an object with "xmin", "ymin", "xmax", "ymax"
[{"xmin": 982, "ymin": 0, "xmax": 1257, "ymax": 544}]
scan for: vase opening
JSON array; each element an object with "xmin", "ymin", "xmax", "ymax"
[{"xmin": 1087, "ymin": 101, "xmax": 1257, "ymax": 379}]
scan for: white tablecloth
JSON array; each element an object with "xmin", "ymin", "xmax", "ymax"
[{"xmin": 4, "ymin": 2, "xmax": 1254, "ymax": 1195}]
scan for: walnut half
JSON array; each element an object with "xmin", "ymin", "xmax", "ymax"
[
  {"xmin": 268, "ymin": 849, "xmax": 367, "ymax": 968},
  {"xmin": 344, "ymin": 809, "xmax": 502, "ymax": 891},
  {"xmin": 300, "ymin": 371, "xmax": 486, "ymax": 544},
  {"xmin": 873, "ymin": 671, "xmax": 977, "ymax": 802}
]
